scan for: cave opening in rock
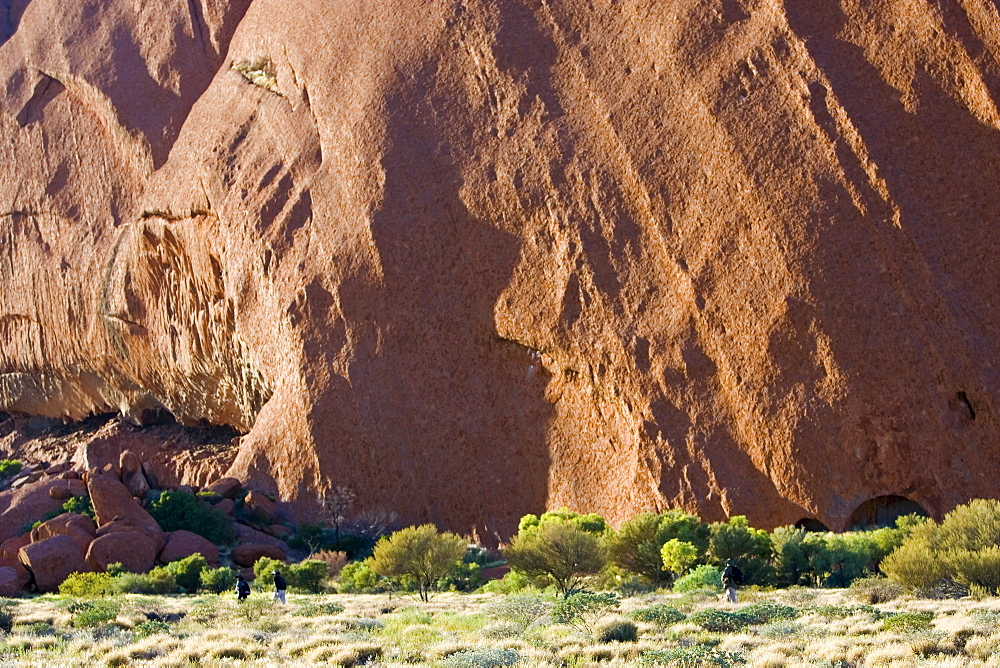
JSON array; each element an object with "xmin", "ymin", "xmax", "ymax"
[
  {"xmin": 794, "ymin": 518, "xmax": 830, "ymax": 532},
  {"xmin": 848, "ymin": 495, "xmax": 928, "ymax": 530}
]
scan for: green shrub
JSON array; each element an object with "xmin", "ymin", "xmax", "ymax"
[
  {"xmin": 113, "ymin": 567, "xmax": 177, "ymax": 595},
  {"xmin": 338, "ymin": 561, "xmax": 385, "ymax": 593},
  {"xmin": 630, "ymin": 604, "xmax": 686, "ymax": 626},
  {"xmin": 69, "ymin": 600, "xmax": 121, "ymax": 627},
  {"xmin": 641, "ymin": 645, "xmax": 747, "ymax": 666},
  {"xmin": 133, "ymin": 619, "xmax": 170, "ymax": 637},
  {"xmin": 673, "ymin": 564, "xmax": 723, "ymax": 593},
  {"xmin": 478, "ymin": 569, "xmax": 537, "ymax": 594},
  {"xmin": 287, "ymin": 559, "xmax": 330, "ymax": 593},
  {"xmin": 882, "ymin": 611, "xmax": 934, "ymax": 632},
  {"xmin": 253, "ymin": 556, "xmax": 285, "ymax": 584},
  {"xmin": 485, "ymin": 594, "xmax": 550, "ymax": 630},
  {"xmin": 0, "ymin": 460, "xmax": 22, "ymax": 478},
  {"xmin": 551, "ymin": 591, "xmax": 619, "ymax": 634},
  {"xmin": 439, "ymin": 647, "xmax": 522, "ymax": 667},
  {"xmin": 292, "ymin": 600, "xmax": 344, "ymax": 617},
  {"xmin": 438, "ymin": 560, "xmax": 486, "ymax": 592},
  {"xmin": 148, "ymin": 491, "xmax": 234, "ymax": 544},
  {"xmin": 163, "ymin": 553, "xmax": 208, "ymax": 593},
  {"xmin": 687, "ymin": 608, "xmax": 749, "ymax": 633},
  {"xmin": 661, "ymin": 539, "xmax": 699, "ymax": 579},
  {"xmin": 58, "ymin": 572, "xmax": 114, "ymax": 597},
  {"xmin": 61, "ymin": 495, "xmax": 94, "ymax": 519},
  {"xmin": 596, "ymin": 616, "xmax": 639, "ymax": 642},
  {"xmin": 735, "ymin": 601, "xmax": 797, "ymax": 625}
]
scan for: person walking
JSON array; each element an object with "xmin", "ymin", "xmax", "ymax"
[
  {"xmin": 272, "ymin": 569, "xmax": 287, "ymax": 604},
  {"xmin": 236, "ymin": 573, "xmax": 251, "ymax": 602},
  {"xmin": 721, "ymin": 559, "xmax": 744, "ymax": 603}
]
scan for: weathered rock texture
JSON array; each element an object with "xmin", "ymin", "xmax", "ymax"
[{"xmin": 2, "ymin": 0, "xmax": 1000, "ymax": 536}]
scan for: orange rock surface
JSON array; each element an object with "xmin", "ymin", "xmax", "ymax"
[{"xmin": 2, "ymin": 0, "xmax": 999, "ymax": 537}]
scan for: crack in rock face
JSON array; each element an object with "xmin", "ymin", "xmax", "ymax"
[{"xmin": 2, "ymin": 0, "xmax": 1000, "ymax": 538}]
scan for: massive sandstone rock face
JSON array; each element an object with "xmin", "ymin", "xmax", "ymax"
[{"xmin": 2, "ymin": 0, "xmax": 999, "ymax": 538}]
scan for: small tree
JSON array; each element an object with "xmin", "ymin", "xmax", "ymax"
[
  {"xmin": 608, "ymin": 510, "xmax": 709, "ymax": 586},
  {"xmin": 321, "ymin": 485, "xmax": 356, "ymax": 543},
  {"xmin": 368, "ymin": 524, "xmax": 466, "ymax": 601},
  {"xmin": 660, "ymin": 539, "xmax": 698, "ymax": 577},
  {"xmin": 504, "ymin": 520, "xmax": 607, "ymax": 597}
]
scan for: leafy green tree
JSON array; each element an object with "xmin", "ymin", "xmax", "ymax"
[
  {"xmin": 368, "ymin": 524, "xmax": 466, "ymax": 601},
  {"xmin": 164, "ymin": 553, "xmax": 209, "ymax": 593},
  {"xmin": 709, "ymin": 516, "xmax": 774, "ymax": 586},
  {"xmin": 517, "ymin": 508, "xmax": 608, "ymax": 535},
  {"xmin": 660, "ymin": 539, "xmax": 699, "ymax": 577},
  {"xmin": 504, "ymin": 519, "xmax": 607, "ymax": 597},
  {"xmin": 199, "ymin": 567, "xmax": 237, "ymax": 594},
  {"xmin": 607, "ymin": 510, "xmax": 708, "ymax": 587}
]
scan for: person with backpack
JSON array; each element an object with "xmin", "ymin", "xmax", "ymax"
[
  {"xmin": 272, "ymin": 569, "xmax": 287, "ymax": 604},
  {"xmin": 236, "ymin": 573, "xmax": 251, "ymax": 601},
  {"xmin": 722, "ymin": 559, "xmax": 744, "ymax": 603}
]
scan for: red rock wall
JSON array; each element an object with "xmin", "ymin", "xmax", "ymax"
[{"xmin": 2, "ymin": 0, "xmax": 1000, "ymax": 538}]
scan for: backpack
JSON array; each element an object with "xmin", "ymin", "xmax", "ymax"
[{"xmin": 236, "ymin": 580, "xmax": 251, "ymax": 599}]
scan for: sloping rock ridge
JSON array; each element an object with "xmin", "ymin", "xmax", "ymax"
[{"xmin": 2, "ymin": 0, "xmax": 999, "ymax": 538}]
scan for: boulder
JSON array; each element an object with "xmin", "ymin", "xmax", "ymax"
[
  {"xmin": 0, "ymin": 565, "xmax": 30, "ymax": 597},
  {"xmin": 95, "ymin": 517, "xmax": 166, "ymax": 554},
  {"xmin": 86, "ymin": 531, "xmax": 159, "ymax": 573},
  {"xmin": 212, "ymin": 498, "xmax": 235, "ymax": 516},
  {"xmin": 119, "ymin": 450, "xmax": 151, "ymax": 500},
  {"xmin": 245, "ymin": 491, "xmax": 277, "ymax": 521},
  {"xmin": 234, "ymin": 523, "xmax": 288, "ymax": 550},
  {"xmin": 204, "ymin": 477, "xmax": 242, "ymax": 499},
  {"xmin": 0, "ymin": 479, "xmax": 68, "ymax": 544},
  {"xmin": 159, "ymin": 530, "xmax": 220, "ymax": 567},
  {"xmin": 0, "ymin": 534, "xmax": 30, "ymax": 565},
  {"xmin": 48, "ymin": 478, "xmax": 87, "ymax": 501},
  {"xmin": 263, "ymin": 524, "xmax": 293, "ymax": 540},
  {"xmin": 19, "ymin": 535, "xmax": 89, "ymax": 592},
  {"xmin": 87, "ymin": 471, "xmax": 161, "ymax": 532},
  {"xmin": 30, "ymin": 513, "xmax": 97, "ymax": 553},
  {"xmin": 231, "ymin": 543, "xmax": 286, "ymax": 568}
]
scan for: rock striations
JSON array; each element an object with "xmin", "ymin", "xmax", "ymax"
[{"xmin": 2, "ymin": 0, "xmax": 1000, "ymax": 538}]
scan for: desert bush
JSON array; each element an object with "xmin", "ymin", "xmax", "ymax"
[
  {"xmin": 253, "ymin": 555, "xmax": 285, "ymax": 585},
  {"xmin": 640, "ymin": 645, "xmax": 747, "ymax": 666},
  {"xmin": 688, "ymin": 608, "xmax": 750, "ymax": 633},
  {"xmin": 113, "ymin": 567, "xmax": 177, "ymax": 594},
  {"xmin": 59, "ymin": 571, "xmax": 114, "ymax": 597},
  {"xmin": 232, "ymin": 57, "xmax": 280, "ymax": 95},
  {"xmin": 735, "ymin": 601, "xmax": 798, "ymax": 625},
  {"xmin": 518, "ymin": 508, "xmax": 608, "ymax": 535},
  {"xmin": 480, "ymin": 621, "xmax": 522, "ymax": 638},
  {"xmin": 883, "ymin": 500, "xmax": 1000, "ymax": 594},
  {"xmin": 848, "ymin": 575, "xmax": 903, "ymax": 603},
  {"xmin": 148, "ymin": 490, "xmax": 234, "ymax": 544},
  {"xmin": 485, "ymin": 594, "xmax": 550, "ymax": 630},
  {"xmin": 596, "ymin": 616, "xmax": 639, "ymax": 642},
  {"xmin": 287, "ymin": 559, "xmax": 330, "ymax": 593},
  {"xmin": 163, "ymin": 553, "xmax": 208, "ymax": 593},
  {"xmin": 505, "ymin": 520, "xmax": 608, "ymax": 596},
  {"xmin": 674, "ymin": 564, "xmax": 724, "ymax": 593},
  {"xmin": 69, "ymin": 599, "xmax": 121, "ymax": 627},
  {"xmin": 882, "ymin": 611, "xmax": 934, "ymax": 633},
  {"xmin": 292, "ymin": 600, "xmax": 345, "ymax": 617},
  {"xmin": 0, "ymin": 460, "xmax": 22, "ymax": 478},
  {"xmin": 439, "ymin": 647, "xmax": 522, "ymax": 667},
  {"xmin": 235, "ymin": 595, "xmax": 271, "ymax": 622},
  {"xmin": 199, "ymin": 566, "xmax": 237, "ymax": 594},
  {"xmin": 133, "ymin": 619, "xmax": 170, "ymax": 637},
  {"xmin": 551, "ymin": 591, "xmax": 619, "ymax": 634},
  {"xmin": 338, "ymin": 560, "xmax": 386, "ymax": 593},
  {"xmin": 661, "ymin": 539, "xmax": 700, "ymax": 579},
  {"xmin": 478, "ymin": 569, "xmax": 537, "ymax": 594},
  {"xmin": 61, "ymin": 494, "xmax": 94, "ymax": 519},
  {"xmin": 369, "ymin": 524, "xmax": 466, "ymax": 601},
  {"xmin": 630, "ymin": 604, "xmax": 686, "ymax": 626},
  {"xmin": 607, "ymin": 510, "xmax": 709, "ymax": 587},
  {"xmin": 330, "ymin": 642, "xmax": 383, "ymax": 666}
]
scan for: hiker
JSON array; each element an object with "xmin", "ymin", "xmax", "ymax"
[
  {"xmin": 722, "ymin": 558, "xmax": 744, "ymax": 603},
  {"xmin": 272, "ymin": 569, "xmax": 287, "ymax": 604},
  {"xmin": 236, "ymin": 573, "xmax": 251, "ymax": 601}
]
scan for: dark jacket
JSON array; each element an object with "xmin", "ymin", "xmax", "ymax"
[
  {"xmin": 273, "ymin": 573, "xmax": 287, "ymax": 591},
  {"xmin": 236, "ymin": 579, "xmax": 251, "ymax": 600},
  {"xmin": 722, "ymin": 563, "xmax": 744, "ymax": 588}
]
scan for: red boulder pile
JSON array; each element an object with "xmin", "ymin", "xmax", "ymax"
[{"xmin": 0, "ymin": 451, "xmax": 293, "ymax": 594}]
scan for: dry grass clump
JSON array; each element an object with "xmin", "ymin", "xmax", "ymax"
[
  {"xmin": 863, "ymin": 640, "xmax": 917, "ymax": 665},
  {"xmin": 965, "ymin": 633, "xmax": 1000, "ymax": 660},
  {"xmin": 282, "ymin": 634, "xmax": 346, "ymax": 657}
]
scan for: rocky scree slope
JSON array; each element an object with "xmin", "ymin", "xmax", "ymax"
[{"xmin": 2, "ymin": 0, "xmax": 1000, "ymax": 538}]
